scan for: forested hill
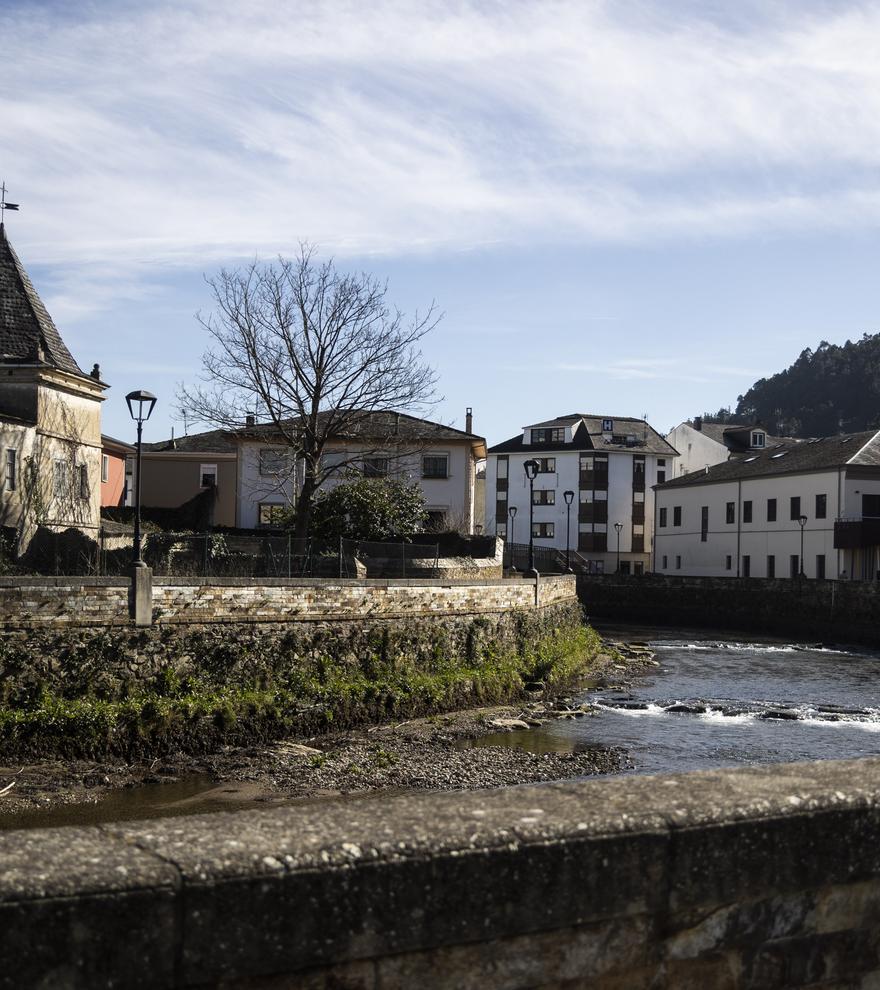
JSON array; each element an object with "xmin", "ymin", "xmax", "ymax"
[{"xmin": 704, "ymin": 334, "xmax": 880, "ymax": 438}]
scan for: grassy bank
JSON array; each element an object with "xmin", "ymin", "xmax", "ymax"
[{"xmin": 0, "ymin": 606, "xmax": 605, "ymax": 759}]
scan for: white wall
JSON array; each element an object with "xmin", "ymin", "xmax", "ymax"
[
  {"xmin": 666, "ymin": 423, "xmax": 729, "ymax": 476},
  {"xmin": 655, "ymin": 469, "xmax": 843, "ymax": 578}
]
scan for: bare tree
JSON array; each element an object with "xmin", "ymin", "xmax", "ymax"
[{"xmin": 180, "ymin": 245, "xmax": 440, "ymax": 540}]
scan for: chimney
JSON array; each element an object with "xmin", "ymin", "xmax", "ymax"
[
  {"xmin": 694, "ymin": 416, "xmax": 703, "ymax": 432},
  {"xmin": 395, "ymin": 412, "xmax": 400, "ymax": 435},
  {"xmin": 245, "ymin": 414, "xmax": 255, "ymax": 427},
  {"xmin": 466, "ymin": 407, "xmax": 473, "ymax": 434}
]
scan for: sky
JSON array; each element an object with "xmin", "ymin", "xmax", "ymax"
[{"xmin": 5, "ymin": 0, "xmax": 880, "ymax": 447}]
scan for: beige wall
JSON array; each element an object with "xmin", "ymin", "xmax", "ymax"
[{"xmin": 140, "ymin": 453, "xmax": 237, "ymax": 527}]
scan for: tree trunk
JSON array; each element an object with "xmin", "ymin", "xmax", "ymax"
[{"xmin": 293, "ymin": 474, "xmax": 315, "ymax": 544}]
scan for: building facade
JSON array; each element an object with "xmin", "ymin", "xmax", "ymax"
[
  {"xmin": 100, "ymin": 435, "xmax": 134, "ymax": 508},
  {"xmin": 234, "ymin": 410, "xmax": 486, "ymax": 532},
  {"xmin": 0, "ymin": 224, "xmax": 106, "ymax": 553},
  {"xmin": 665, "ymin": 418, "xmax": 794, "ymax": 477},
  {"xmin": 486, "ymin": 414, "xmax": 678, "ymax": 573},
  {"xmin": 654, "ymin": 430, "xmax": 880, "ymax": 580}
]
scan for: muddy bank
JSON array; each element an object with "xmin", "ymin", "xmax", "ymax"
[{"xmin": 0, "ymin": 641, "xmax": 655, "ymax": 823}]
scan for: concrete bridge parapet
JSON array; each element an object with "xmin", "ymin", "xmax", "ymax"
[{"xmin": 5, "ymin": 756, "xmax": 880, "ymax": 988}]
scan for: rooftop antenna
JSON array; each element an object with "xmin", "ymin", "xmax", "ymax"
[
  {"xmin": 182, "ymin": 409, "xmax": 189, "ymax": 436},
  {"xmin": 0, "ymin": 182, "xmax": 20, "ymax": 230}
]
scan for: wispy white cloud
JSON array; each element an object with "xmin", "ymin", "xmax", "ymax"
[{"xmin": 5, "ymin": 0, "xmax": 880, "ymax": 315}]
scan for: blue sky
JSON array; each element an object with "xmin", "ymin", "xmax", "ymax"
[{"xmin": 5, "ymin": 0, "xmax": 880, "ymax": 446}]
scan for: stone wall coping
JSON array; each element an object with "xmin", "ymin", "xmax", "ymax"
[
  {"xmin": 0, "ymin": 576, "xmax": 132, "ymax": 588},
  {"xmin": 5, "ymin": 756, "xmax": 880, "ymax": 987},
  {"xmin": 0, "ymin": 575, "xmax": 573, "ymax": 590}
]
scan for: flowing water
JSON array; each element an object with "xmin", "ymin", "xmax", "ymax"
[{"xmin": 509, "ymin": 629, "xmax": 880, "ymax": 774}]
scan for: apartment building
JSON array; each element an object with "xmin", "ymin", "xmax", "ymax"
[{"xmin": 486, "ymin": 414, "xmax": 678, "ymax": 573}]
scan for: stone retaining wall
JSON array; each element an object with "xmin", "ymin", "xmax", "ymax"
[
  {"xmin": 0, "ymin": 574, "xmax": 574, "ymax": 630},
  {"xmin": 6, "ymin": 756, "xmax": 880, "ymax": 988},
  {"xmin": 578, "ymin": 573, "xmax": 880, "ymax": 645}
]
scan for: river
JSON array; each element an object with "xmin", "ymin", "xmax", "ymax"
[{"xmin": 518, "ymin": 627, "xmax": 880, "ymax": 775}]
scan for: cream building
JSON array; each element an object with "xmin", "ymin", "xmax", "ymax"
[
  {"xmin": 654, "ymin": 430, "xmax": 880, "ymax": 580},
  {"xmin": 0, "ymin": 223, "xmax": 106, "ymax": 554}
]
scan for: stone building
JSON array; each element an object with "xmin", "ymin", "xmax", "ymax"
[{"xmin": 0, "ymin": 223, "xmax": 106, "ymax": 553}]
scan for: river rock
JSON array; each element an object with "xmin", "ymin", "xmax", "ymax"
[{"xmin": 488, "ymin": 718, "xmax": 530, "ymax": 730}]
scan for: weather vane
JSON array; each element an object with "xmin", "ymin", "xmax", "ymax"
[{"xmin": 0, "ymin": 183, "xmax": 20, "ymax": 227}]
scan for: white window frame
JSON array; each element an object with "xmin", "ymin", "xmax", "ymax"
[
  {"xmin": 5, "ymin": 448, "xmax": 16, "ymax": 492},
  {"xmin": 751, "ymin": 432, "xmax": 766, "ymax": 448},
  {"xmin": 199, "ymin": 463, "xmax": 218, "ymax": 489},
  {"xmin": 257, "ymin": 502, "xmax": 286, "ymax": 527},
  {"xmin": 101, "ymin": 453, "xmax": 109, "ymax": 484}
]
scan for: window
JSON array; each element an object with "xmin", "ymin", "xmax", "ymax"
[
  {"xmin": 632, "ymin": 455, "xmax": 646, "ymax": 489},
  {"xmin": 101, "ymin": 454, "xmax": 109, "ymax": 484},
  {"xmin": 363, "ymin": 457, "xmax": 389, "ymax": 478},
  {"xmin": 725, "ymin": 555, "xmax": 732, "ymax": 571},
  {"xmin": 864, "ymin": 494, "xmax": 880, "ymax": 518},
  {"xmin": 751, "ymin": 432, "xmax": 765, "ymax": 448},
  {"xmin": 662, "ymin": 555, "xmax": 668, "ymax": 569},
  {"xmin": 619, "ymin": 561, "xmax": 631, "ymax": 576},
  {"xmin": 78, "ymin": 464, "xmax": 89, "ymax": 501},
  {"xmin": 496, "ymin": 457, "xmax": 508, "ymax": 480},
  {"xmin": 495, "ymin": 522, "xmax": 506, "ymax": 538},
  {"xmin": 532, "ymin": 522, "xmax": 554, "ymax": 538},
  {"xmin": 816, "ymin": 555, "xmax": 826, "ymax": 579},
  {"xmin": 634, "ymin": 562, "xmax": 644, "ymax": 576},
  {"xmin": 259, "ymin": 448, "xmax": 289, "ymax": 475},
  {"xmin": 426, "ymin": 510, "xmax": 447, "ymax": 529},
  {"xmin": 535, "ymin": 458, "xmax": 556, "ymax": 474},
  {"xmin": 790, "ymin": 496, "xmax": 801, "ymax": 521},
  {"xmin": 5, "ymin": 449, "xmax": 16, "ymax": 492},
  {"xmin": 657, "ymin": 459, "xmax": 666, "ymax": 467},
  {"xmin": 767, "ymin": 555, "xmax": 775, "ymax": 579},
  {"xmin": 743, "ymin": 500, "xmax": 753, "ymax": 523},
  {"xmin": 790, "ymin": 554, "xmax": 800, "ymax": 579},
  {"xmin": 422, "ymin": 454, "xmax": 448, "ymax": 479},
  {"xmin": 497, "ymin": 488, "xmax": 507, "ymax": 501},
  {"xmin": 530, "ymin": 428, "xmax": 565, "ymax": 444},
  {"xmin": 532, "ymin": 489, "xmax": 555, "ymax": 505},
  {"xmin": 657, "ymin": 469, "xmax": 666, "ymax": 484},
  {"xmin": 701, "ymin": 506, "xmax": 709, "ymax": 542},
  {"xmin": 53, "ymin": 459, "xmax": 68, "ymax": 499},
  {"xmin": 673, "ymin": 506, "xmax": 682, "ymax": 527},
  {"xmin": 767, "ymin": 498, "xmax": 777, "ymax": 522},
  {"xmin": 200, "ymin": 463, "xmax": 218, "ymax": 488},
  {"xmin": 258, "ymin": 503, "xmax": 287, "ymax": 526},
  {"xmin": 675, "ymin": 555, "xmax": 681, "ymax": 570},
  {"xmin": 659, "ymin": 507, "xmax": 667, "ymax": 528},
  {"xmin": 742, "ymin": 555, "xmax": 751, "ymax": 577},
  {"xmin": 815, "ymin": 493, "xmax": 827, "ymax": 519},
  {"xmin": 725, "ymin": 502, "xmax": 735, "ymax": 524},
  {"xmin": 602, "ymin": 419, "xmax": 613, "ymax": 432}
]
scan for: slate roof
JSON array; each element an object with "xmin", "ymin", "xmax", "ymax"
[
  {"xmin": 0, "ymin": 224, "xmax": 85, "ymax": 377},
  {"xmin": 142, "ymin": 429, "xmax": 237, "ymax": 454},
  {"xmin": 683, "ymin": 420, "xmax": 794, "ymax": 452},
  {"xmin": 233, "ymin": 410, "xmax": 485, "ymax": 446},
  {"xmin": 490, "ymin": 414, "xmax": 677, "ymax": 457},
  {"xmin": 656, "ymin": 430, "xmax": 880, "ymax": 489}
]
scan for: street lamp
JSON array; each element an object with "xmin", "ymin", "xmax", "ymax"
[
  {"xmin": 614, "ymin": 521, "xmax": 624, "ymax": 573},
  {"xmin": 798, "ymin": 514, "xmax": 807, "ymax": 578},
  {"xmin": 474, "ymin": 524, "xmax": 483, "ymax": 535},
  {"xmin": 508, "ymin": 504, "xmax": 517, "ymax": 571},
  {"xmin": 524, "ymin": 459, "xmax": 540, "ymax": 575},
  {"xmin": 563, "ymin": 489, "xmax": 575, "ymax": 572},
  {"xmin": 125, "ymin": 390, "xmax": 157, "ymax": 566}
]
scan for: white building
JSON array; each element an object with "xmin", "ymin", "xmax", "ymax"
[
  {"xmin": 666, "ymin": 418, "xmax": 794, "ymax": 477},
  {"xmin": 654, "ymin": 429, "xmax": 880, "ymax": 580},
  {"xmin": 486, "ymin": 414, "xmax": 678, "ymax": 574},
  {"xmin": 235, "ymin": 410, "xmax": 486, "ymax": 532}
]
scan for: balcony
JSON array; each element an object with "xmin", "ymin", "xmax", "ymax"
[{"xmin": 834, "ymin": 517, "xmax": 880, "ymax": 549}]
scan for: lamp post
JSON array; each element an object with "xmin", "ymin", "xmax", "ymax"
[
  {"xmin": 474, "ymin": 524, "xmax": 482, "ymax": 535},
  {"xmin": 798, "ymin": 514, "xmax": 807, "ymax": 579},
  {"xmin": 524, "ymin": 459, "xmax": 540, "ymax": 575},
  {"xmin": 563, "ymin": 489, "xmax": 575, "ymax": 572},
  {"xmin": 125, "ymin": 390, "xmax": 157, "ymax": 566},
  {"xmin": 614, "ymin": 522, "xmax": 623, "ymax": 573},
  {"xmin": 508, "ymin": 504, "xmax": 517, "ymax": 571}
]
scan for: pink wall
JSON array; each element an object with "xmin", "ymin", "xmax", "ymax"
[{"xmin": 101, "ymin": 450, "xmax": 127, "ymax": 507}]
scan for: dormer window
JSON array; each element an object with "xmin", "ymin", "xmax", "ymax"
[
  {"xmin": 751, "ymin": 431, "xmax": 766, "ymax": 449},
  {"xmin": 602, "ymin": 418, "xmax": 613, "ymax": 432},
  {"xmin": 530, "ymin": 427, "xmax": 565, "ymax": 444}
]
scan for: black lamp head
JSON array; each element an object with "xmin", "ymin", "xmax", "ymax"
[{"xmin": 125, "ymin": 390, "xmax": 157, "ymax": 424}]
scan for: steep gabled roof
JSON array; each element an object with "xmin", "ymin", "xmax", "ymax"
[
  {"xmin": 656, "ymin": 430, "xmax": 880, "ymax": 489},
  {"xmin": 143, "ymin": 429, "xmax": 237, "ymax": 454},
  {"xmin": 0, "ymin": 224, "xmax": 85, "ymax": 377}
]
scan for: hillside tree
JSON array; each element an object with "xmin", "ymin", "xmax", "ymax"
[{"xmin": 179, "ymin": 245, "xmax": 440, "ymax": 540}]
